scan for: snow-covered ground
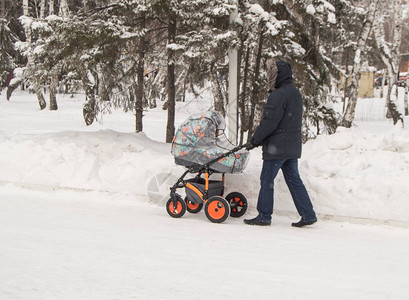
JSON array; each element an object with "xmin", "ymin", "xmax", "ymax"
[{"xmin": 1, "ymin": 89, "xmax": 409, "ymax": 299}]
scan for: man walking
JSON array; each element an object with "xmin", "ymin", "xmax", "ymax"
[{"xmin": 244, "ymin": 60, "xmax": 317, "ymax": 227}]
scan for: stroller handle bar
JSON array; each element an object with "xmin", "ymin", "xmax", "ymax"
[{"xmin": 189, "ymin": 142, "xmax": 252, "ymax": 173}]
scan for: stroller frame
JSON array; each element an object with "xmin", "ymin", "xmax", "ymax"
[{"xmin": 167, "ymin": 143, "xmax": 250, "ymax": 223}]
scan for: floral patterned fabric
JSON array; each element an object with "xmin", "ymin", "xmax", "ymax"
[{"xmin": 171, "ymin": 111, "xmax": 249, "ymax": 173}]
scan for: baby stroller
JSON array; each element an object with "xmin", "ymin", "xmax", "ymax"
[{"xmin": 167, "ymin": 111, "xmax": 251, "ymax": 223}]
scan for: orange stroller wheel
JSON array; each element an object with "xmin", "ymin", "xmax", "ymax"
[
  {"xmin": 166, "ymin": 196, "xmax": 186, "ymax": 218},
  {"xmin": 204, "ymin": 196, "xmax": 230, "ymax": 223},
  {"xmin": 226, "ymin": 192, "xmax": 248, "ymax": 218},
  {"xmin": 185, "ymin": 197, "xmax": 203, "ymax": 213}
]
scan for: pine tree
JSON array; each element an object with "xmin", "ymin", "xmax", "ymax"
[
  {"xmin": 150, "ymin": 0, "xmax": 235, "ymax": 142},
  {"xmin": 0, "ymin": 19, "xmax": 17, "ymax": 92},
  {"xmin": 20, "ymin": 0, "xmax": 47, "ymax": 110},
  {"xmin": 30, "ymin": 1, "xmax": 150, "ymax": 124},
  {"xmin": 230, "ymin": 1, "xmax": 348, "ymax": 141},
  {"xmin": 6, "ymin": 0, "xmax": 393, "ymax": 139}
]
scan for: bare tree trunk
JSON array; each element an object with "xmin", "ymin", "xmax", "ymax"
[
  {"xmin": 175, "ymin": 68, "xmax": 186, "ymax": 102},
  {"xmin": 181, "ymin": 73, "xmax": 188, "ymax": 103},
  {"xmin": 386, "ymin": 0, "xmax": 403, "ymax": 123},
  {"xmin": 83, "ymin": 95, "xmax": 96, "ymax": 125},
  {"xmin": 374, "ymin": 15, "xmax": 395, "ymax": 112},
  {"xmin": 386, "ymin": 88, "xmax": 402, "ymax": 124},
  {"xmin": 82, "ymin": 85, "xmax": 96, "ymax": 126},
  {"xmin": 405, "ymin": 75, "xmax": 409, "ymax": 115},
  {"xmin": 239, "ymin": 46, "xmax": 250, "ymax": 145},
  {"xmin": 1, "ymin": 0, "xmax": 6, "ymax": 18},
  {"xmin": 341, "ymin": 0, "xmax": 379, "ymax": 128},
  {"xmin": 59, "ymin": 0, "xmax": 69, "ymax": 17},
  {"xmin": 80, "ymin": 67, "xmax": 97, "ymax": 125},
  {"xmin": 342, "ymin": 51, "xmax": 350, "ymax": 114},
  {"xmin": 147, "ymin": 67, "xmax": 165, "ymax": 109},
  {"xmin": 247, "ymin": 29, "xmax": 264, "ymax": 141},
  {"xmin": 23, "ymin": 0, "xmax": 29, "ymax": 15},
  {"xmin": 166, "ymin": 16, "xmax": 176, "ymax": 143},
  {"xmin": 36, "ymin": 89, "xmax": 47, "ymax": 110},
  {"xmin": 210, "ymin": 69, "xmax": 226, "ymax": 117},
  {"xmin": 385, "ymin": 76, "xmax": 397, "ymax": 119},
  {"xmin": 40, "ymin": 0, "xmax": 46, "ymax": 18},
  {"xmin": 392, "ymin": 0, "xmax": 402, "ymax": 66},
  {"xmin": 380, "ymin": 70, "xmax": 386, "ymax": 98},
  {"xmin": 49, "ymin": 0, "xmax": 54, "ymax": 15},
  {"xmin": 23, "ymin": 0, "xmax": 47, "ymax": 110},
  {"xmin": 6, "ymin": 79, "xmax": 22, "ymax": 101},
  {"xmin": 373, "ymin": 1, "xmax": 403, "ymax": 124},
  {"xmin": 49, "ymin": 73, "xmax": 58, "ymax": 110},
  {"xmin": 135, "ymin": 11, "xmax": 145, "ymax": 133}
]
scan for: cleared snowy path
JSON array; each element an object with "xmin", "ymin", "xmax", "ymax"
[{"xmin": 1, "ymin": 186, "xmax": 408, "ymax": 300}]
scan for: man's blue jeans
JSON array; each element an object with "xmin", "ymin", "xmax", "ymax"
[{"xmin": 257, "ymin": 159, "xmax": 316, "ymax": 222}]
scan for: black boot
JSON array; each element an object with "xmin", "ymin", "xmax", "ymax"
[
  {"xmin": 243, "ymin": 217, "xmax": 271, "ymax": 226},
  {"xmin": 291, "ymin": 218, "xmax": 317, "ymax": 228}
]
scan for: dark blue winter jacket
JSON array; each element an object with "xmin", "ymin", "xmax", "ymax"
[{"xmin": 252, "ymin": 61, "xmax": 303, "ymax": 160}]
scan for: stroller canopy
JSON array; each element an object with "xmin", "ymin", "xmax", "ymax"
[{"xmin": 171, "ymin": 111, "xmax": 249, "ymax": 173}]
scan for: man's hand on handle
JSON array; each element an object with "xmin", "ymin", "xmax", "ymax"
[{"xmin": 244, "ymin": 139, "xmax": 260, "ymax": 151}]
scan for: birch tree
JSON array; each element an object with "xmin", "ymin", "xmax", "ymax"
[
  {"xmin": 341, "ymin": 0, "xmax": 380, "ymax": 128},
  {"xmin": 50, "ymin": 0, "xmax": 54, "ymax": 15},
  {"xmin": 372, "ymin": 0, "xmax": 403, "ymax": 125},
  {"xmin": 40, "ymin": 0, "xmax": 46, "ymax": 19},
  {"xmin": 23, "ymin": 0, "xmax": 29, "ymax": 16},
  {"xmin": 387, "ymin": 0, "xmax": 403, "ymax": 124},
  {"xmin": 59, "ymin": 0, "xmax": 69, "ymax": 17}
]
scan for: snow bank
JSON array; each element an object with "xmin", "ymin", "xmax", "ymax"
[
  {"xmin": 0, "ymin": 124, "xmax": 408, "ymax": 224},
  {"xmin": 0, "ymin": 131, "xmax": 176, "ymax": 197},
  {"xmin": 300, "ymin": 126, "xmax": 409, "ymax": 223}
]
